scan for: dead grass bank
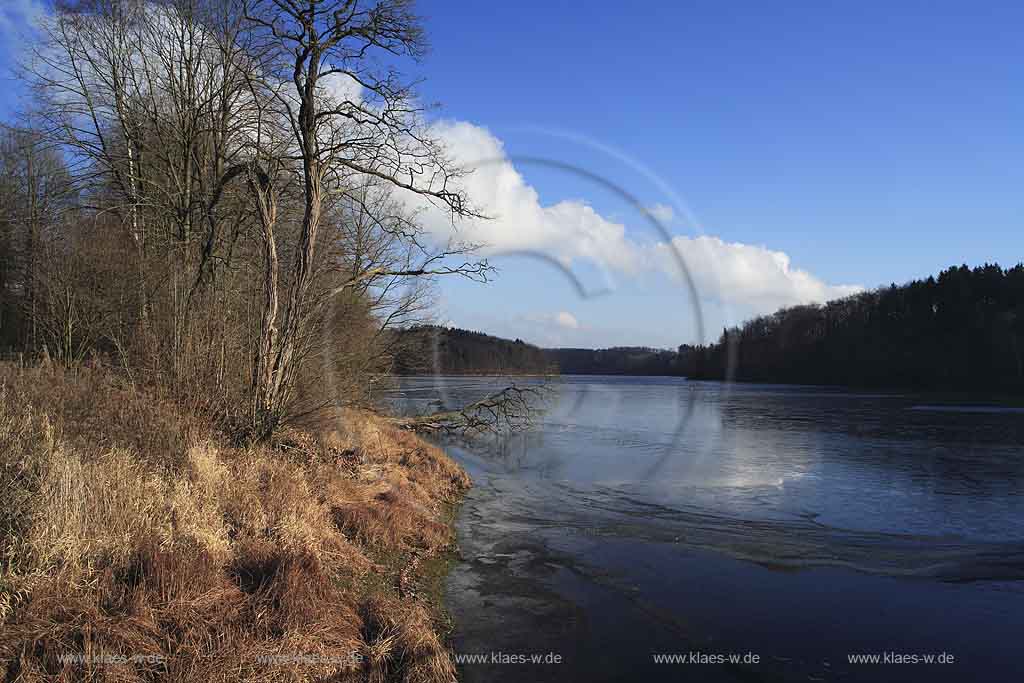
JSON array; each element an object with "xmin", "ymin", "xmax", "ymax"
[{"xmin": 0, "ymin": 364, "xmax": 470, "ymax": 682}]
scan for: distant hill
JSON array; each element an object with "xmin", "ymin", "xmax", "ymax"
[
  {"xmin": 547, "ymin": 347, "xmax": 682, "ymax": 375},
  {"xmin": 390, "ymin": 326, "xmax": 681, "ymax": 376},
  {"xmin": 391, "ymin": 326, "xmax": 555, "ymax": 375}
]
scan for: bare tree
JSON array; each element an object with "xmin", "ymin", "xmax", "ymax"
[
  {"xmin": 0, "ymin": 124, "xmax": 72, "ymax": 352},
  {"xmin": 237, "ymin": 0, "xmax": 490, "ymax": 438},
  {"xmin": 14, "ymin": 0, "xmax": 502, "ymax": 441},
  {"xmin": 27, "ymin": 1, "xmax": 258, "ymax": 368}
]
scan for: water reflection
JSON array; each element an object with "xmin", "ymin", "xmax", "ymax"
[
  {"xmin": 401, "ymin": 377, "xmax": 1024, "ymax": 682},
  {"xmin": 387, "ymin": 376, "xmax": 1024, "ymax": 574}
]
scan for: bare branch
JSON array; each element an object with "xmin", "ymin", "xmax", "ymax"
[{"xmin": 391, "ymin": 385, "xmax": 551, "ymax": 437}]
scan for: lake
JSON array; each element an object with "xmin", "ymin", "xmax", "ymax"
[{"xmin": 387, "ymin": 376, "xmax": 1024, "ymax": 682}]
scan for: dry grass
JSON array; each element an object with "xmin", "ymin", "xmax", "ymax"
[{"xmin": 0, "ymin": 364, "xmax": 470, "ymax": 682}]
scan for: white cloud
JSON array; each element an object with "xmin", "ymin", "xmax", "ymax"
[
  {"xmin": 655, "ymin": 235, "xmax": 862, "ymax": 311},
  {"xmin": 410, "ymin": 121, "xmax": 645, "ymax": 275},
  {"xmin": 645, "ymin": 203, "xmax": 675, "ymax": 224},
  {"xmin": 321, "ymin": 71, "xmax": 363, "ymax": 105},
  {"xmin": 404, "ymin": 121, "xmax": 862, "ymax": 323},
  {"xmin": 555, "ymin": 311, "xmax": 579, "ymax": 329},
  {"xmin": 456, "ymin": 310, "xmax": 589, "ymax": 348}
]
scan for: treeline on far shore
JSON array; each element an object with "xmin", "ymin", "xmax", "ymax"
[
  {"xmin": 391, "ymin": 326, "xmax": 682, "ymax": 375},
  {"xmin": 392, "ymin": 326, "xmax": 556, "ymax": 375},
  {"xmin": 397, "ymin": 263, "xmax": 1024, "ymax": 393},
  {"xmin": 391, "ymin": 327, "xmax": 690, "ymax": 376},
  {"xmin": 682, "ymin": 263, "xmax": 1024, "ymax": 393}
]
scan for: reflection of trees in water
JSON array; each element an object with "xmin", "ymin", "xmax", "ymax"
[{"xmin": 393, "ymin": 378, "xmax": 1024, "ymax": 505}]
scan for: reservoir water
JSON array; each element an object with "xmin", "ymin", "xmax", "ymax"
[{"xmin": 388, "ymin": 376, "xmax": 1024, "ymax": 682}]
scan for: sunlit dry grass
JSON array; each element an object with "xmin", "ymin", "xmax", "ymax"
[{"xmin": 0, "ymin": 364, "xmax": 470, "ymax": 682}]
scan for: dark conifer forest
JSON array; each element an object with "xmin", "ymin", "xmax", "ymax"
[
  {"xmin": 392, "ymin": 326, "xmax": 555, "ymax": 375},
  {"xmin": 680, "ymin": 263, "xmax": 1024, "ymax": 392},
  {"xmin": 546, "ymin": 347, "xmax": 682, "ymax": 375},
  {"xmin": 398, "ymin": 263, "xmax": 1024, "ymax": 393},
  {"xmin": 391, "ymin": 326, "xmax": 681, "ymax": 375}
]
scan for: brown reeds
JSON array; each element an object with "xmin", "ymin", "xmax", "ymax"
[{"xmin": 0, "ymin": 364, "xmax": 470, "ymax": 682}]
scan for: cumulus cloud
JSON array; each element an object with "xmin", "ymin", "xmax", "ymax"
[
  {"xmin": 645, "ymin": 203, "xmax": 675, "ymax": 224},
  {"xmin": 409, "ymin": 121, "xmax": 645, "ymax": 275},
  {"xmin": 321, "ymin": 71, "xmax": 363, "ymax": 106},
  {"xmin": 525, "ymin": 310, "xmax": 581, "ymax": 332},
  {"xmin": 459, "ymin": 310, "xmax": 590, "ymax": 347},
  {"xmin": 656, "ymin": 236, "xmax": 862, "ymax": 311},
  {"xmin": 402, "ymin": 121, "xmax": 862, "ymax": 321},
  {"xmin": 555, "ymin": 311, "xmax": 579, "ymax": 329}
]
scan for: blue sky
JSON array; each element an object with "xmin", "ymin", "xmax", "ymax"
[{"xmin": 3, "ymin": 0, "xmax": 1022, "ymax": 348}]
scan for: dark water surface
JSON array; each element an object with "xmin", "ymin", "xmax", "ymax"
[{"xmin": 387, "ymin": 377, "xmax": 1024, "ymax": 682}]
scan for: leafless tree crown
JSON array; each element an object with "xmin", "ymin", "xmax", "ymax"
[{"xmin": 4, "ymin": 0, "xmax": 497, "ymax": 441}]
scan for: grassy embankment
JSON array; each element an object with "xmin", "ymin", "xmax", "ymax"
[{"xmin": 0, "ymin": 363, "xmax": 470, "ymax": 682}]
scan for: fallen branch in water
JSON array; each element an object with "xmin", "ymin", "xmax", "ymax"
[{"xmin": 391, "ymin": 384, "xmax": 550, "ymax": 436}]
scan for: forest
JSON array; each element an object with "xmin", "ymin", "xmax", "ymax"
[
  {"xmin": 397, "ymin": 263, "xmax": 1024, "ymax": 392},
  {"xmin": 547, "ymin": 346, "xmax": 681, "ymax": 375},
  {"xmin": 0, "ymin": 3, "xmax": 494, "ymax": 682},
  {"xmin": 392, "ymin": 326, "xmax": 554, "ymax": 375},
  {"xmin": 0, "ymin": 0, "xmax": 491, "ymax": 440},
  {"xmin": 392, "ymin": 326, "xmax": 681, "ymax": 376},
  {"xmin": 680, "ymin": 263, "xmax": 1024, "ymax": 393}
]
